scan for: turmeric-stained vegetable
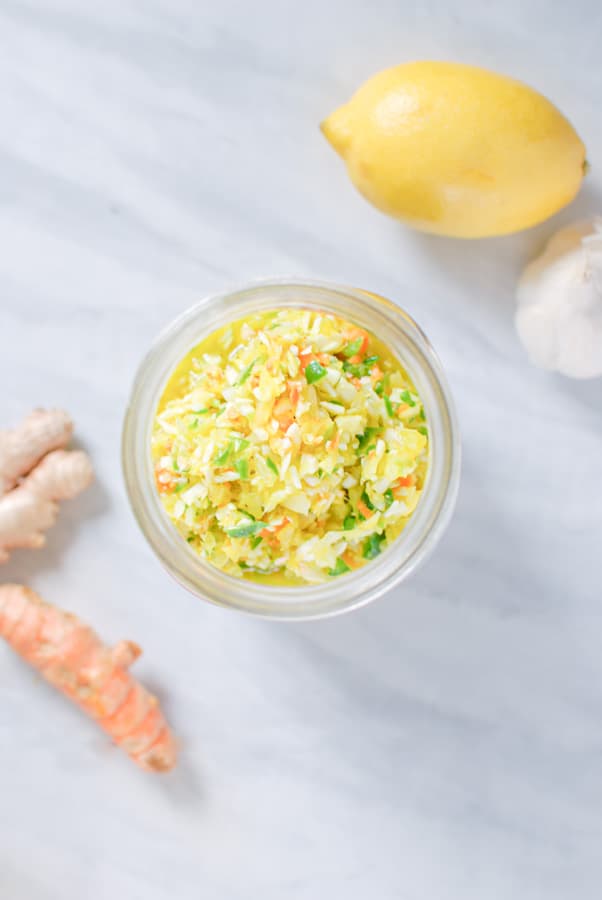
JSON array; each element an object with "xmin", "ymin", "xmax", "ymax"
[
  {"xmin": 0, "ymin": 585, "xmax": 177, "ymax": 772},
  {"xmin": 153, "ymin": 309, "xmax": 429, "ymax": 584}
]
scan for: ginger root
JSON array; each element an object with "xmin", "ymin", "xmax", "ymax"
[
  {"xmin": 0, "ymin": 410, "xmax": 93, "ymax": 563},
  {"xmin": 0, "ymin": 585, "xmax": 177, "ymax": 772},
  {"xmin": 0, "ymin": 409, "xmax": 73, "ymax": 494}
]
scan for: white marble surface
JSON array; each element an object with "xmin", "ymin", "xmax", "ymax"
[{"xmin": 1, "ymin": 1, "xmax": 601, "ymax": 897}]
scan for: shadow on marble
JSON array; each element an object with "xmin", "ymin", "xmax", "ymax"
[
  {"xmin": 153, "ymin": 752, "xmax": 207, "ymax": 809},
  {"xmin": 290, "ymin": 441, "xmax": 554, "ymax": 689},
  {"xmin": 403, "ymin": 180, "xmax": 602, "ymax": 318},
  {"xmin": 550, "ymin": 371, "xmax": 602, "ymax": 418},
  {"xmin": 0, "ymin": 861, "xmax": 59, "ymax": 900},
  {"xmin": 139, "ymin": 677, "xmax": 207, "ymax": 808},
  {"xmin": 270, "ymin": 478, "xmax": 558, "ymax": 834}
]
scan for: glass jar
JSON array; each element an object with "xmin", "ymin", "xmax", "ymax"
[{"xmin": 122, "ymin": 280, "xmax": 460, "ymax": 620}]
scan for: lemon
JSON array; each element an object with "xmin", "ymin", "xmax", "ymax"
[{"xmin": 321, "ymin": 61, "xmax": 586, "ymax": 238}]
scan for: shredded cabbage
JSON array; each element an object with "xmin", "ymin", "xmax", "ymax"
[{"xmin": 152, "ymin": 309, "xmax": 429, "ymax": 584}]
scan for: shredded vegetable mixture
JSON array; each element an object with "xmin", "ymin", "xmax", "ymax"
[{"xmin": 152, "ymin": 309, "xmax": 429, "ymax": 584}]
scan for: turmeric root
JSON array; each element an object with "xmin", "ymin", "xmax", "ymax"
[
  {"xmin": 0, "ymin": 585, "xmax": 177, "ymax": 772},
  {"xmin": 0, "ymin": 410, "xmax": 93, "ymax": 563}
]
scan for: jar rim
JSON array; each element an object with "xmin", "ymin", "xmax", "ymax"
[{"xmin": 122, "ymin": 278, "xmax": 461, "ymax": 620}]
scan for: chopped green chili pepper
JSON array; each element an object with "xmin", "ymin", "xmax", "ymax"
[
  {"xmin": 328, "ymin": 557, "xmax": 351, "ymax": 576},
  {"xmin": 343, "ymin": 355, "xmax": 379, "ymax": 378},
  {"xmin": 235, "ymin": 359, "xmax": 257, "ymax": 386},
  {"xmin": 234, "ymin": 459, "xmax": 249, "ymax": 479},
  {"xmin": 375, "ymin": 374, "xmax": 390, "ymax": 397},
  {"xmin": 226, "ymin": 521, "xmax": 266, "ymax": 538},
  {"xmin": 361, "ymin": 490, "xmax": 375, "ymax": 511},
  {"xmin": 342, "ymin": 337, "xmax": 364, "ymax": 358},
  {"xmin": 357, "ymin": 426, "xmax": 382, "ymax": 453},
  {"xmin": 266, "ymin": 457, "xmax": 279, "ymax": 475},
  {"xmin": 214, "ymin": 442, "xmax": 233, "ymax": 465},
  {"xmin": 305, "ymin": 360, "xmax": 327, "ymax": 384},
  {"xmin": 363, "ymin": 533, "xmax": 385, "ymax": 559}
]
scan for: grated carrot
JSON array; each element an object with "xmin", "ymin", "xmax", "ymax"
[
  {"xmin": 392, "ymin": 475, "xmax": 415, "ymax": 498},
  {"xmin": 341, "ymin": 549, "xmax": 358, "ymax": 569},
  {"xmin": 357, "ymin": 499, "xmax": 373, "ymax": 519}
]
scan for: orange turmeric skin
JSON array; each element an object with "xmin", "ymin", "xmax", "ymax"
[{"xmin": 0, "ymin": 585, "xmax": 177, "ymax": 772}]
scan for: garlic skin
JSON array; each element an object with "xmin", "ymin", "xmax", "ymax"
[{"xmin": 516, "ymin": 217, "xmax": 602, "ymax": 378}]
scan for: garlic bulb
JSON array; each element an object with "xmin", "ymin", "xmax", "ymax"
[{"xmin": 516, "ymin": 217, "xmax": 602, "ymax": 378}]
